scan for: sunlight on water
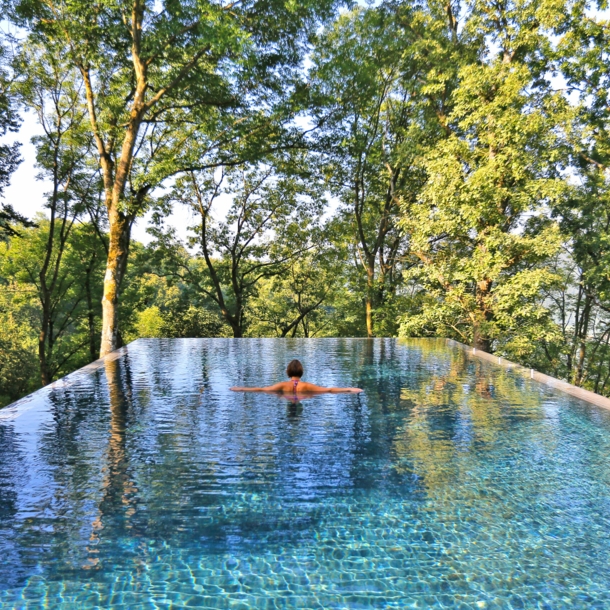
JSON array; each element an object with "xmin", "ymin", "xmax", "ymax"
[{"xmin": 1, "ymin": 338, "xmax": 609, "ymax": 608}]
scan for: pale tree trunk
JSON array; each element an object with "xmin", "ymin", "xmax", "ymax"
[
  {"xmin": 98, "ymin": 109, "xmax": 144, "ymax": 356},
  {"xmin": 365, "ymin": 298, "xmax": 374, "ymax": 338},
  {"xmin": 365, "ymin": 261, "xmax": 375, "ymax": 338},
  {"xmin": 353, "ymin": 165, "xmax": 400, "ymax": 339}
]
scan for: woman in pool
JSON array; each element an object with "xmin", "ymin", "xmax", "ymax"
[{"xmin": 230, "ymin": 359, "xmax": 363, "ymax": 395}]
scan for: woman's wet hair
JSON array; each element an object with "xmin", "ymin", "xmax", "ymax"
[{"xmin": 286, "ymin": 359, "xmax": 304, "ymax": 378}]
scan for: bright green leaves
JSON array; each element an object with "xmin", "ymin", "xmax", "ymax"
[{"xmin": 399, "ymin": 0, "xmax": 569, "ymax": 355}]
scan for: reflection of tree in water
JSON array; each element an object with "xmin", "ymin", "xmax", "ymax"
[
  {"xmin": 0, "ymin": 426, "xmax": 21, "ymax": 521},
  {"xmin": 39, "ymin": 376, "xmax": 115, "ymax": 573},
  {"xmin": 349, "ymin": 339, "xmax": 414, "ymax": 488},
  {"xmin": 0, "ymin": 370, "xmax": 125, "ymax": 586},
  {"xmin": 84, "ymin": 356, "xmax": 141, "ymax": 569},
  {"xmin": 392, "ymin": 342, "xmax": 551, "ymax": 496}
]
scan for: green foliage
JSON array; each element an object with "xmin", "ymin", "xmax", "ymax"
[
  {"xmin": 119, "ymin": 242, "xmax": 231, "ymax": 342},
  {"xmin": 133, "ymin": 306, "xmax": 165, "ymax": 339},
  {"xmin": 159, "ymin": 160, "xmax": 327, "ymax": 337},
  {"xmin": 0, "ymin": 35, "xmax": 24, "ymax": 242},
  {"xmin": 0, "ymin": 219, "xmax": 107, "ymax": 383},
  {"xmin": 307, "ymin": 0, "xmax": 473, "ymax": 337},
  {"xmin": 0, "ymin": 300, "xmax": 38, "ymax": 407},
  {"xmin": 133, "ymin": 305, "xmax": 230, "ymax": 339},
  {"xmin": 399, "ymin": 1, "xmax": 568, "ymax": 358},
  {"xmin": 246, "ymin": 247, "xmax": 342, "ymax": 337}
]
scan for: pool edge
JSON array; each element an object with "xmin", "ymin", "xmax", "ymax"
[
  {"xmin": 0, "ymin": 341, "xmax": 136, "ymax": 420},
  {"xmin": 446, "ymin": 338, "xmax": 610, "ymax": 411}
]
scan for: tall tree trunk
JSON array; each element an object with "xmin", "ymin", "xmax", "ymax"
[
  {"xmin": 100, "ymin": 209, "xmax": 131, "ymax": 356},
  {"xmin": 473, "ymin": 278, "xmax": 492, "ymax": 352},
  {"xmin": 573, "ymin": 296, "xmax": 592, "ymax": 386},
  {"xmin": 302, "ymin": 315, "xmax": 309, "ymax": 338},
  {"xmin": 85, "ymin": 261, "xmax": 97, "ymax": 362},
  {"xmin": 365, "ymin": 261, "xmax": 375, "ymax": 338},
  {"xmin": 38, "ymin": 310, "xmax": 51, "ymax": 387},
  {"xmin": 472, "ymin": 324, "xmax": 491, "ymax": 352}
]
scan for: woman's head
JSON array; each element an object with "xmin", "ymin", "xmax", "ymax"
[{"xmin": 286, "ymin": 359, "xmax": 303, "ymax": 378}]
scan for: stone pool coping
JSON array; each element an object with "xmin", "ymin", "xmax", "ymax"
[{"xmin": 446, "ymin": 338, "xmax": 610, "ymax": 411}]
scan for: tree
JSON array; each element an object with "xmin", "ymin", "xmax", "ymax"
[
  {"xmin": 160, "ymin": 162, "xmax": 324, "ymax": 337},
  {"xmin": 0, "ymin": 218, "xmax": 106, "ymax": 386},
  {"xmin": 0, "ymin": 204, "xmax": 35, "ymax": 241},
  {"xmin": 15, "ymin": 43, "xmax": 102, "ymax": 385},
  {"xmin": 247, "ymin": 244, "xmax": 341, "ymax": 337},
  {"xmin": 309, "ymin": 3, "xmax": 459, "ymax": 336},
  {"xmin": 540, "ymin": 5, "xmax": 610, "ymax": 389},
  {"xmin": 0, "ymin": 35, "xmax": 25, "ymax": 241},
  {"xmin": 399, "ymin": 0, "xmax": 567, "ymax": 355},
  {"xmin": 117, "ymin": 240, "xmax": 231, "ymax": 341},
  {"xmin": 69, "ymin": 221, "xmax": 107, "ymax": 361},
  {"xmin": 0, "ymin": 298, "xmax": 38, "ymax": 407},
  {"xmin": 11, "ymin": 0, "xmax": 342, "ymax": 356},
  {"xmin": 558, "ymin": 4, "xmax": 610, "ymax": 179}
]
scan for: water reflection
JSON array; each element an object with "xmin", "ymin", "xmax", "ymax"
[
  {"xmin": 0, "ymin": 425, "xmax": 26, "ymax": 589},
  {"xmin": 82, "ymin": 357, "xmax": 139, "ymax": 569},
  {"xmin": 1, "ymin": 339, "xmax": 610, "ymax": 608},
  {"xmin": 393, "ymin": 344, "xmax": 551, "ymax": 494}
]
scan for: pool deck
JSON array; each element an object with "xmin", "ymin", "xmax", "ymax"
[{"xmin": 447, "ymin": 338, "xmax": 610, "ymax": 411}]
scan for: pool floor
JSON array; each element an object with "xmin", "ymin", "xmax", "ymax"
[{"xmin": 1, "ymin": 338, "xmax": 609, "ymax": 608}]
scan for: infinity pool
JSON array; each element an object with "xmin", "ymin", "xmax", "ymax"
[{"xmin": 1, "ymin": 338, "xmax": 610, "ymax": 608}]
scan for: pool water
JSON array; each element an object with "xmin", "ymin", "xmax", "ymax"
[{"xmin": 1, "ymin": 338, "xmax": 610, "ymax": 609}]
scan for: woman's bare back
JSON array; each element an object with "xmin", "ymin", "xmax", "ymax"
[{"xmin": 230, "ymin": 379, "xmax": 362, "ymax": 394}]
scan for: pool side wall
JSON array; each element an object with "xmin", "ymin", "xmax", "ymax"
[
  {"xmin": 0, "ymin": 344, "xmax": 131, "ymax": 420},
  {"xmin": 446, "ymin": 338, "xmax": 610, "ymax": 411}
]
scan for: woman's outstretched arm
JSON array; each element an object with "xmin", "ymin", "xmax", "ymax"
[
  {"xmin": 298, "ymin": 382, "xmax": 363, "ymax": 394},
  {"xmin": 230, "ymin": 383, "xmax": 285, "ymax": 392},
  {"xmin": 229, "ymin": 383, "xmax": 363, "ymax": 393}
]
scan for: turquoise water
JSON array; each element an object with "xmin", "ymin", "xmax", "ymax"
[{"xmin": 1, "ymin": 338, "xmax": 610, "ymax": 609}]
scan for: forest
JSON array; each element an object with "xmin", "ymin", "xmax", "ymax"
[{"xmin": 0, "ymin": 0, "xmax": 609, "ymax": 407}]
